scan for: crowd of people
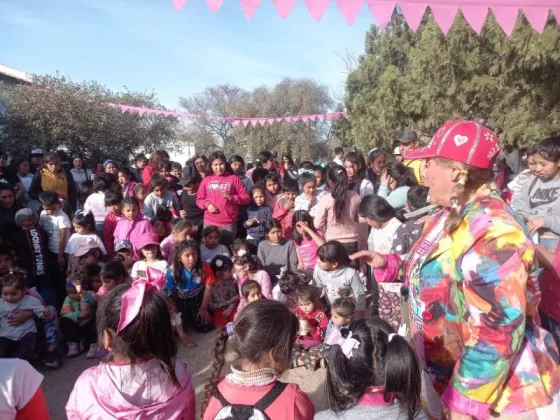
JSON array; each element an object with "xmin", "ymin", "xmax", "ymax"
[{"xmin": 0, "ymin": 120, "xmax": 559, "ymax": 419}]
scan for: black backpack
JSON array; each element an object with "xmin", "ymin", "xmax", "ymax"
[{"xmin": 213, "ymin": 382, "xmax": 288, "ymax": 420}]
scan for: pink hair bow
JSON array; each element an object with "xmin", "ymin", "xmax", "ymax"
[
  {"xmin": 324, "ymin": 328, "xmax": 360, "ymax": 359},
  {"xmin": 117, "ymin": 266, "xmax": 166, "ymax": 333}
]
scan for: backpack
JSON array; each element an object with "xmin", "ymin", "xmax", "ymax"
[{"xmin": 214, "ymin": 382, "xmax": 288, "ymax": 420}]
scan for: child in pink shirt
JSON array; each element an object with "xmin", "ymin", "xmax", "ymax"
[
  {"xmin": 66, "ymin": 280, "xmax": 195, "ymax": 419},
  {"xmin": 273, "ymin": 181, "xmax": 298, "ymax": 240},
  {"xmin": 201, "ymin": 300, "xmax": 315, "ymax": 420},
  {"xmin": 233, "ymin": 254, "xmax": 272, "ymax": 300},
  {"xmin": 113, "ymin": 197, "xmax": 156, "ymax": 260},
  {"xmin": 292, "ymin": 210, "xmax": 325, "ymax": 270},
  {"xmin": 161, "ymin": 219, "xmax": 193, "ymax": 265}
]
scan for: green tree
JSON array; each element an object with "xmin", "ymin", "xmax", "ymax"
[{"xmin": 0, "ymin": 74, "xmax": 181, "ymax": 163}]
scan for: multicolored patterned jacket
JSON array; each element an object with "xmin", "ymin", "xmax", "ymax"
[{"xmin": 381, "ymin": 187, "xmax": 560, "ymax": 418}]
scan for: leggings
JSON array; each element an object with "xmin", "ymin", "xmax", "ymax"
[
  {"xmin": 0, "ymin": 332, "xmax": 36, "ymax": 360},
  {"xmin": 291, "ymin": 342, "xmax": 325, "ymax": 371},
  {"xmin": 174, "ymin": 291, "xmax": 214, "ymax": 333}
]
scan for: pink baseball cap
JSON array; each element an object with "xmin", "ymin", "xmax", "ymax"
[
  {"xmin": 136, "ymin": 232, "xmax": 160, "ymax": 250},
  {"xmin": 403, "ymin": 120, "xmax": 500, "ymax": 169}
]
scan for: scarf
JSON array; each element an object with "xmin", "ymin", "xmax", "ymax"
[{"xmin": 41, "ymin": 169, "xmax": 68, "ymax": 198}]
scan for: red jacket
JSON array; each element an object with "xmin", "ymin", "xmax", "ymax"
[
  {"xmin": 196, "ymin": 173, "xmax": 250, "ymax": 227},
  {"xmin": 142, "ymin": 165, "xmax": 157, "ymax": 190},
  {"xmin": 103, "ymin": 211, "xmax": 121, "ymax": 257},
  {"xmin": 272, "ymin": 196, "xmax": 294, "ymax": 239},
  {"xmin": 293, "ymin": 307, "xmax": 328, "ymax": 342}
]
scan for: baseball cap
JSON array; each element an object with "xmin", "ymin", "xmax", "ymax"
[
  {"xmin": 115, "ymin": 240, "xmax": 134, "ymax": 253},
  {"xmin": 403, "ymin": 120, "xmax": 500, "ymax": 169},
  {"xmin": 15, "ymin": 209, "xmax": 38, "ymax": 226},
  {"xmin": 31, "ymin": 149, "xmax": 44, "ymax": 157},
  {"xmin": 75, "ymin": 237, "xmax": 102, "ymax": 257},
  {"xmin": 398, "ymin": 130, "xmax": 418, "ymax": 144},
  {"xmin": 136, "ymin": 232, "xmax": 160, "ymax": 250}
]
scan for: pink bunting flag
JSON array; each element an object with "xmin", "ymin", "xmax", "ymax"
[
  {"xmin": 305, "ymin": 0, "xmax": 330, "ymax": 21},
  {"xmin": 491, "ymin": 7, "xmax": 519, "ymax": 36},
  {"xmin": 240, "ymin": 0, "xmax": 261, "ymax": 19},
  {"xmin": 335, "ymin": 0, "xmax": 364, "ymax": 25},
  {"xmin": 367, "ymin": 1, "xmax": 396, "ymax": 30},
  {"xmin": 256, "ymin": 118, "xmax": 267, "ymax": 125},
  {"xmin": 399, "ymin": 2, "xmax": 427, "ymax": 32},
  {"xmin": 430, "ymin": 5, "xmax": 458, "ymax": 35},
  {"xmin": 275, "ymin": 117, "xmax": 284, "ymax": 123},
  {"xmin": 173, "ymin": 0, "xmax": 187, "ymax": 12},
  {"xmin": 285, "ymin": 116, "xmax": 294, "ymax": 122},
  {"xmin": 460, "ymin": 6, "xmax": 488, "ymax": 34},
  {"xmin": 273, "ymin": 0, "xmax": 296, "ymax": 19},
  {"xmin": 301, "ymin": 116, "xmax": 310, "ymax": 122},
  {"xmin": 523, "ymin": 7, "xmax": 550, "ymax": 33},
  {"xmin": 267, "ymin": 118, "xmax": 276, "ymax": 124},
  {"xmin": 206, "ymin": 0, "xmax": 223, "ymax": 13},
  {"xmin": 242, "ymin": 119, "xmax": 251, "ymax": 127}
]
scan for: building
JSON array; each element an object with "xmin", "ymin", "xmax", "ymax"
[{"xmin": 0, "ymin": 64, "xmax": 32, "ymax": 115}]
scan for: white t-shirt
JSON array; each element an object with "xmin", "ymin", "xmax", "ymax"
[
  {"xmin": 0, "ymin": 359, "xmax": 43, "ymax": 419},
  {"xmin": 39, "ymin": 209, "xmax": 72, "ymax": 254},
  {"xmin": 367, "ymin": 217, "xmax": 403, "ymax": 254},
  {"xmin": 65, "ymin": 233, "xmax": 107, "ymax": 255},
  {"xmin": 130, "ymin": 260, "xmax": 168, "ymax": 280},
  {"xmin": 84, "ymin": 192, "xmax": 108, "ymax": 223}
]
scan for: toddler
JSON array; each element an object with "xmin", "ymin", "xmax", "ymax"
[
  {"xmin": 161, "ymin": 218, "xmax": 193, "ymax": 265},
  {"xmin": 130, "ymin": 233, "xmax": 168, "ymax": 280},
  {"xmin": 208, "ymin": 256, "xmax": 239, "ymax": 328},
  {"xmin": 243, "ymin": 185, "xmax": 272, "ymax": 253},
  {"xmin": 272, "ymin": 180, "xmax": 299, "ymax": 239},
  {"xmin": 200, "ymin": 226, "xmax": 231, "ymax": 263}
]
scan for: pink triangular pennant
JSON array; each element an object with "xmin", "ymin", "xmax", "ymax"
[
  {"xmin": 272, "ymin": 0, "xmax": 296, "ymax": 19},
  {"xmin": 399, "ymin": 2, "xmax": 427, "ymax": 32},
  {"xmin": 304, "ymin": 0, "xmax": 330, "ymax": 21},
  {"xmin": 275, "ymin": 117, "xmax": 284, "ymax": 122},
  {"xmin": 267, "ymin": 118, "xmax": 276, "ymax": 124},
  {"xmin": 206, "ymin": 0, "xmax": 223, "ymax": 13},
  {"xmin": 301, "ymin": 116, "xmax": 310, "ymax": 122},
  {"xmin": 523, "ymin": 7, "xmax": 549, "ymax": 33},
  {"xmin": 232, "ymin": 120, "xmax": 242, "ymax": 127},
  {"xmin": 256, "ymin": 118, "xmax": 267, "ymax": 125},
  {"xmin": 242, "ymin": 120, "xmax": 251, "ymax": 127},
  {"xmin": 137, "ymin": 109, "xmax": 147, "ymax": 116},
  {"xmin": 430, "ymin": 5, "xmax": 458, "ymax": 35},
  {"xmin": 367, "ymin": 1, "xmax": 396, "ymax": 30},
  {"xmin": 285, "ymin": 116, "xmax": 293, "ymax": 122},
  {"xmin": 460, "ymin": 6, "xmax": 488, "ymax": 34},
  {"xmin": 341, "ymin": 112, "xmax": 348, "ymax": 118},
  {"xmin": 173, "ymin": 0, "xmax": 187, "ymax": 12},
  {"xmin": 316, "ymin": 114, "xmax": 325, "ymax": 121},
  {"xmin": 120, "ymin": 106, "xmax": 130, "ymax": 113},
  {"xmin": 240, "ymin": 0, "xmax": 261, "ymax": 19},
  {"xmin": 335, "ymin": 0, "xmax": 364, "ymax": 25},
  {"xmin": 491, "ymin": 7, "xmax": 519, "ymax": 36}
]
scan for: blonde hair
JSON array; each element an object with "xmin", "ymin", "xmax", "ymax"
[{"xmin": 434, "ymin": 158, "xmax": 495, "ymax": 233}]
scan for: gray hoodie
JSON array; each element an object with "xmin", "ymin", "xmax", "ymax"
[
  {"xmin": 312, "ymin": 265, "xmax": 365, "ymax": 311},
  {"xmin": 517, "ymin": 175, "xmax": 560, "ymax": 238}
]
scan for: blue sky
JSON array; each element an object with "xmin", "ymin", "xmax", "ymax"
[{"xmin": 1, "ymin": 0, "xmax": 376, "ymax": 109}]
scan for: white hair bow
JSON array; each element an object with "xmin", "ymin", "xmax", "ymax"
[{"xmin": 325, "ymin": 328, "xmax": 360, "ymax": 359}]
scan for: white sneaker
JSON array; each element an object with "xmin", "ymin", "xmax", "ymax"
[
  {"xmin": 67, "ymin": 342, "xmax": 79, "ymax": 357},
  {"xmin": 86, "ymin": 343, "xmax": 98, "ymax": 359}
]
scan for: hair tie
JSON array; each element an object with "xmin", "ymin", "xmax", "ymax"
[
  {"xmin": 457, "ymin": 170, "xmax": 468, "ymax": 187},
  {"xmin": 324, "ymin": 328, "xmax": 360, "ymax": 359},
  {"xmin": 237, "ymin": 249, "xmax": 247, "ymax": 257},
  {"xmin": 450, "ymin": 197, "xmax": 460, "ymax": 210},
  {"xmin": 226, "ymin": 322, "xmax": 236, "ymax": 336},
  {"xmin": 215, "ymin": 259, "xmax": 224, "ymax": 268},
  {"xmin": 388, "ymin": 333, "xmax": 396, "ymax": 342}
]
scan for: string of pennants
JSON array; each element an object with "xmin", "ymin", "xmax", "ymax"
[
  {"xmin": 107, "ymin": 103, "xmax": 347, "ymax": 127},
  {"xmin": 172, "ymin": 0, "xmax": 559, "ymax": 36}
]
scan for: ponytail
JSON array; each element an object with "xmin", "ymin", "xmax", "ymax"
[
  {"xmin": 384, "ymin": 334, "xmax": 421, "ymax": 419},
  {"xmin": 328, "ymin": 165, "xmax": 349, "ymax": 223},
  {"xmin": 199, "ymin": 328, "xmax": 229, "ymax": 415}
]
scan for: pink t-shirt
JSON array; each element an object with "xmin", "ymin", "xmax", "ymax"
[
  {"xmin": 295, "ymin": 233, "xmax": 322, "ymax": 270},
  {"xmin": 539, "ymin": 242, "xmax": 560, "ymax": 321},
  {"xmin": 160, "ymin": 234, "xmax": 177, "ymax": 265}
]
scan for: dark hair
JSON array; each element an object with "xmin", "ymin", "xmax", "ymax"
[
  {"xmin": 228, "ymin": 154, "xmax": 245, "ymax": 167},
  {"xmin": 172, "ymin": 240, "xmax": 203, "ymax": 287},
  {"xmin": 299, "ymin": 172, "xmax": 315, "ymax": 188},
  {"xmin": 264, "ymin": 172, "xmax": 281, "ymax": 186},
  {"xmin": 104, "ymin": 190, "xmax": 123, "ymax": 207},
  {"xmin": 1, "ymin": 268, "xmax": 27, "ymax": 290},
  {"xmin": 368, "ymin": 149, "xmax": 387, "ymax": 164},
  {"xmin": 39, "ymin": 191, "xmax": 59, "ymax": 206},
  {"xmin": 140, "ymin": 242, "xmax": 164, "ymax": 261},
  {"xmin": 133, "ymin": 184, "xmax": 145, "ymax": 195},
  {"xmin": 148, "ymin": 150, "xmax": 169, "ymax": 167},
  {"xmin": 331, "ymin": 293, "xmax": 357, "ymax": 320},
  {"xmin": 386, "ymin": 162, "xmax": 418, "ymax": 189},
  {"xmin": 314, "ymin": 165, "xmax": 326, "ymax": 184},
  {"xmin": 406, "ymin": 186, "xmax": 429, "ymax": 211},
  {"xmin": 122, "ymin": 196, "xmax": 140, "ymax": 211},
  {"xmin": 182, "ymin": 173, "xmax": 201, "ymax": 186},
  {"xmin": 97, "ymin": 283, "xmax": 179, "ymax": 387},
  {"xmin": 82, "ymin": 180, "xmax": 93, "ymax": 190},
  {"xmin": 200, "ymin": 300, "xmax": 298, "ymax": 414},
  {"xmin": 73, "ymin": 210, "xmax": 96, "ymax": 232},
  {"xmin": 134, "ymin": 153, "xmax": 147, "ymax": 162},
  {"xmin": 70, "ymin": 153, "xmax": 86, "ymax": 169},
  {"xmin": 150, "ymin": 174, "xmax": 168, "ymax": 192},
  {"xmin": 43, "ymin": 152, "xmax": 61, "ymax": 164},
  {"xmin": 170, "ymin": 161, "xmax": 182, "ymax": 171},
  {"xmin": 210, "ymin": 255, "xmax": 233, "ymax": 274},
  {"xmin": 232, "ymin": 239, "xmax": 248, "ymax": 254},
  {"xmin": 358, "ymin": 195, "xmax": 396, "ymax": 223},
  {"xmin": 12, "ymin": 158, "xmax": 28, "ymax": 171},
  {"xmin": 525, "ymin": 145, "xmax": 537, "ymax": 157},
  {"xmin": 296, "ymin": 283, "xmax": 320, "ymax": 307},
  {"xmin": 93, "ymin": 175, "xmax": 109, "ymax": 193},
  {"xmin": 203, "ymin": 225, "xmax": 220, "ymax": 238},
  {"xmin": 282, "ymin": 154, "xmax": 294, "ymax": 166},
  {"xmin": 0, "ymin": 183, "xmax": 15, "ymax": 194},
  {"xmin": 325, "ymin": 319, "xmax": 421, "ymax": 419},
  {"xmin": 100, "ymin": 261, "xmax": 127, "ymax": 282},
  {"xmin": 278, "ymin": 271, "xmax": 304, "ymax": 296},
  {"xmin": 233, "ymin": 254, "xmax": 261, "ymax": 272},
  {"xmin": 300, "ymin": 161, "xmax": 314, "ymax": 170},
  {"xmin": 282, "ymin": 179, "xmax": 299, "ymax": 194},
  {"xmin": 344, "ymin": 151, "xmax": 367, "ymax": 179},
  {"xmin": 172, "ymin": 218, "xmax": 192, "ymax": 233},
  {"xmin": 86, "ymin": 264, "xmax": 102, "ymax": 278},
  {"xmin": 158, "ymin": 161, "xmax": 172, "ymax": 171},
  {"xmin": 257, "ymin": 151, "xmax": 274, "ymax": 164},
  {"xmin": 291, "ymin": 210, "xmax": 317, "ymax": 245},
  {"xmin": 251, "ymin": 168, "xmax": 269, "ymax": 184},
  {"xmin": 251, "ymin": 183, "xmax": 266, "ymax": 200},
  {"xmin": 327, "ymin": 165, "xmax": 349, "ymax": 222},
  {"xmin": 0, "ymin": 151, "xmax": 8, "ymax": 160},
  {"xmin": 535, "ymin": 135, "xmax": 560, "ymax": 162},
  {"xmin": 265, "ymin": 219, "xmax": 282, "ymax": 235},
  {"xmin": 118, "ymin": 167, "xmax": 133, "ymax": 180},
  {"xmin": 241, "ymin": 280, "xmax": 262, "ymax": 298},
  {"xmin": 191, "ymin": 154, "xmax": 208, "ymax": 170},
  {"xmin": 334, "ymin": 147, "xmax": 343, "ymax": 155},
  {"xmin": 318, "ymin": 241, "xmax": 349, "ymax": 267},
  {"xmin": 207, "ymin": 151, "xmax": 231, "ymax": 174}
]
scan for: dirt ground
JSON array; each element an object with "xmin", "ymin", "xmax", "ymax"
[{"xmin": 41, "ymin": 329, "xmax": 328, "ymax": 419}]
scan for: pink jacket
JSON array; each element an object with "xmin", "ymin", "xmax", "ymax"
[
  {"xmin": 203, "ymin": 379, "xmax": 314, "ymax": 420},
  {"xmin": 113, "ymin": 215, "xmax": 156, "ymax": 259},
  {"xmin": 196, "ymin": 173, "xmax": 250, "ymax": 227},
  {"xmin": 66, "ymin": 359, "xmax": 195, "ymax": 420},
  {"xmin": 273, "ymin": 196, "xmax": 294, "ymax": 240},
  {"xmin": 313, "ymin": 191, "xmax": 361, "ymax": 243}
]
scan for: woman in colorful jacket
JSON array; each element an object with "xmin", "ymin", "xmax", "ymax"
[{"xmin": 352, "ymin": 121, "xmax": 560, "ymax": 419}]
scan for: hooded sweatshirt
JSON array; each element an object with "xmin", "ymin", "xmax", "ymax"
[
  {"xmin": 66, "ymin": 359, "xmax": 195, "ymax": 420},
  {"xmin": 196, "ymin": 173, "xmax": 251, "ymax": 227},
  {"xmin": 113, "ymin": 215, "xmax": 156, "ymax": 259},
  {"xmin": 517, "ymin": 175, "xmax": 560, "ymax": 239}
]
